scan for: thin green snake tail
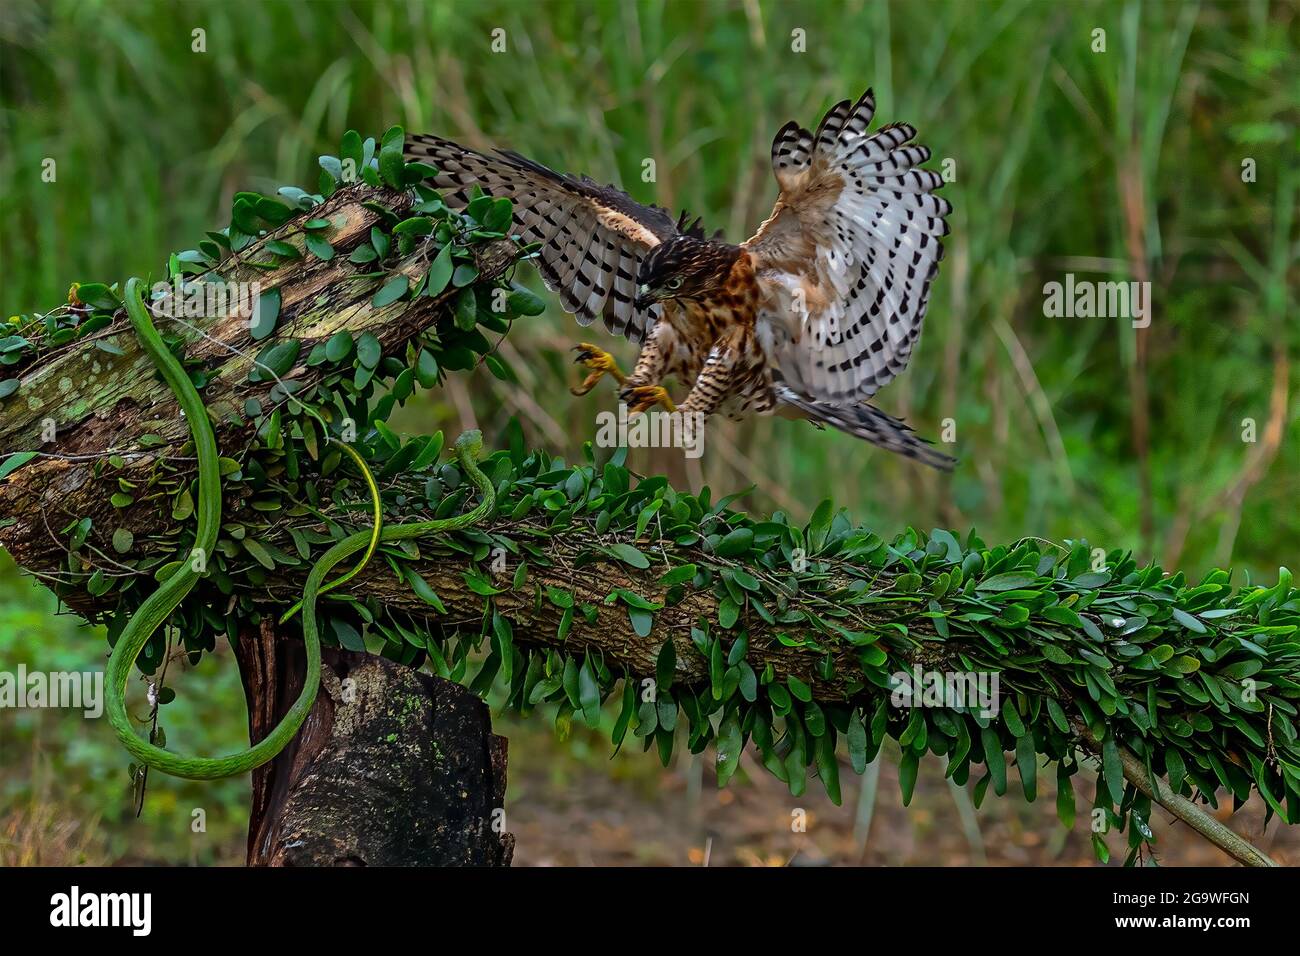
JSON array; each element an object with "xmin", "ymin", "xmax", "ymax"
[
  {"xmin": 106, "ymin": 277, "xmax": 495, "ymax": 780},
  {"xmin": 277, "ymin": 438, "xmax": 384, "ymax": 626}
]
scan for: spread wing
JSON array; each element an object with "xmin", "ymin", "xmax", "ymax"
[
  {"xmin": 744, "ymin": 89, "xmax": 951, "ymax": 403},
  {"xmin": 405, "ymin": 134, "xmax": 682, "ymax": 344}
]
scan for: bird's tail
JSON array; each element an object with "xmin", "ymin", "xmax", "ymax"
[{"xmin": 776, "ymin": 388, "xmax": 956, "ymax": 471}]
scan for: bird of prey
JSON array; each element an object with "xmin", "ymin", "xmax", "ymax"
[{"xmin": 405, "ymin": 88, "xmax": 954, "ymax": 469}]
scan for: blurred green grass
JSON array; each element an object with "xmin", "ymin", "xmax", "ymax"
[{"xmin": 1, "ymin": 0, "xmax": 1296, "ymax": 863}]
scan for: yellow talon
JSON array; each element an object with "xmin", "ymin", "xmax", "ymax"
[
  {"xmin": 623, "ymin": 384, "xmax": 677, "ymax": 415},
  {"xmin": 570, "ymin": 342, "xmax": 627, "ymax": 395}
]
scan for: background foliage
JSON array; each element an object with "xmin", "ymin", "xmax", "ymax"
[{"xmin": 1, "ymin": 0, "xmax": 1296, "ymax": 865}]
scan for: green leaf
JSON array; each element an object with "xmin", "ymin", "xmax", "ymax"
[
  {"xmin": 847, "ymin": 711, "xmax": 868, "ymax": 773},
  {"xmin": 606, "ymin": 543, "xmax": 650, "ymax": 569},
  {"xmin": 714, "ymin": 527, "xmax": 754, "ymax": 557},
  {"xmin": 1002, "ymin": 702, "xmax": 1025, "ymax": 737},
  {"xmin": 252, "ymin": 339, "xmax": 300, "ymax": 379},
  {"xmin": 578, "ymin": 655, "xmax": 601, "ymax": 726},
  {"xmin": 1056, "ymin": 764, "xmax": 1076, "ymax": 828},
  {"xmin": 111, "ymin": 527, "xmax": 134, "ymax": 554},
  {"xmin": 656, "ymin": 638, "xmax": 676, "ymax": 692},
  {"xmin": 787, "ymin": 674, "xmax": 812, "ymax": 702},
  {"xmin": 453, "ymin": 288, "xmax": 478, "ymax": 330},
  {"xmin": 304, "ymin": 233, "xmax": 334, "ymax": 260},
  {"xmin": 1102, "ymin": 733, "xmax": 1125, "ymax": 805},
  {"xmin": 627, "ymin": 606, "xmax": 653, "ymax": 637},
  {"xmin": 372, "ymin": 275, "xmax": 409, "ymax": 308},
  {"xmin": 242, "ymin": 537, "xmax": 276, "ymax": 570},
  {"xmin": 324, "ymin": 330, "xmax": 354, "ymax": 363},
  {"xmin": 1042, "ymin": 604, "xmax": 1083, "ymax": 628},
  {"xmin": 738, "ymin": 662, "xmax": 757, "ymax": 702},
  {"xmin": 0, "ymin": 451, "xmax": 36, "ymax": 480},
  {"xmin": 981, "ymin": 727, "xmax": 1006, "ymax": 795},
  {"xmin": 330, "ymin": 617, "xmax": 365, "ymax": 652},
  {"xmin": 424, "ymin": 243, "xmax": 454, "ymax": 297},
  {"xmin": 815, "ymin": 733, "xmax": 842, "ymax": 805},
  {"xmin": 86, "ymin": 569, "xmax": 110, "ymax": 596},
  {"xmin": 808, "ymin": 499, "xmax": 833, "ymax": 551},
  {"xmin": 710, "ymin": 639, "xmax": 724, "ymax": 699},
  {"xmin": 249, "ymin": 288, "xmax": 281, "ymax": 340},
  {"xmin": 718, "ymin": 596, "xmax": 740, "ymax": 629},
  {"xmin": 545, "ymin": 586, "xmax": 574, "ymax": 609},
  {"xmin": 463, "ymin": 570, "xmax": 504, "ymax": 595},
  {"xmin": 1165, "ymin": 749, "xmax": 1185, "ymax": 793},
  {"xmin": 611, "ymin": 680, "xmax": 636, "ymax": 753},
  {"xmin": 482, "ymin": 197, "xmax": 513, "ymax": 232},
  {"xmin": 1016, "ymin": 733, "xmax": 1037, "ymax": 801},
  {"xmin": 715, "ymin": 713, "xmax": 743, "ymax": 787},
  {"xmin": 355, "ymin": 332, "xmax": 382, "ymax": 369},
  {"xmin": 1042, "ymin": 643, "xmax": 1073, "ymax": 665},
  {"xmin": 726, "ymin": 633, "xmax": 748, "ymax": 666},
  {"xmin": 1045, "ymin": 697, "xmax": 1070, "ymax": 733},
  {"xmin": 171, "ymin": 489, "xmax": 194, "ymax": 521},
  {"xmin": 379, "ymin": 147, "xmax": 405, "ymax": 189},
  {"xmin": 74, "ymin": 282, "xmax": 120, "ymax": 310},
  {"xmin": 492, "ymin": 613, "xmax": 514, "ymax": 689},
  {"xmin": 264, "ymin": 239, "xmax": 299, "ymax": 259},
  {"xmin": 340, "ymin": 129, "xmax": 363, "ymax": 170},
  {"xmin": 393, "ymin": 216, "xmax": 433, "ymax": 236},
  {"xmin": 403, "ymin": 566, "xmax": 447, "ymax": 613},
  {"xmin": 658, "ymin": 563, "xmax": 696, "ymax": 587},
  {"xmin": 928, "ymin": 528, "xmax": 963, "ymax": 561},
  {"xmin": 508, "ymin": 286, "xmax": 546, "ymax": 315},
  {"xmin": 1172, "ymin": 607, "xmax": 1208, "ymax": 634},
  {"xmin": 1091, "ymin": 833, "xmax": 1110, "ymax": 864},
  {"xmin": 415, "ymin": 348, "xmax": 440, "ymax": 388},
  {"xmin": 977, "ymin": 572, "xmax": 1039, "ymax": 592},
  {"xmin": 898, "ymin": 749, "xmax": 919, "ymax": 805}
]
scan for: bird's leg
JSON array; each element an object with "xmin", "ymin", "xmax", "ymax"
[
  {"xmin": 623, "ymin": 384, "xmax": 677, "ymax": 415},
  {"xmin": 570, "ymin": 343, "xmax": 627, "ymax": 396},
  {"xmin": 619, "ymin": 329, "xmax": 675, "ymax": 414},
  {"xmin": 676, "ymin": 338, "xmax": 739, "ymax": 419},
  {"xmin": 621, "ymin": 327, "xmax": 668, "ymax": 391}
]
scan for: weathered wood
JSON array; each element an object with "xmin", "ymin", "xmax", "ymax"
[{"xmin": 237, "ymin": 618, "xmax": 513, "ymax": 867}]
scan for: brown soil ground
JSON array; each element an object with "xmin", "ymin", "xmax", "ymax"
[{"xmin": 500, "ymin": 717, "xmax": 1299, "ymax": 867}]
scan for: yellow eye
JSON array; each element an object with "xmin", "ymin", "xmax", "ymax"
[{"xmin": 665, "ymin": 276, "xmax": 684, "ymax": 290}]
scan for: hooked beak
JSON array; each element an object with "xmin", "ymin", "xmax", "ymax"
[{"xmin": 634, "ymin": 284, "xmax": 654, "ymax": 310}]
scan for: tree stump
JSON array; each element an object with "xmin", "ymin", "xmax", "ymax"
[{"xmin": 235, "ymin": 620, "xmax": 513, "ymax": 866}]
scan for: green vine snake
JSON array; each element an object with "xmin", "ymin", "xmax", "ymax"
[{"xmin": 105, "ymin": 276, "xmax": 495, "ymax": 780}]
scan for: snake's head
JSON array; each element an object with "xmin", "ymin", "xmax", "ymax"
[{"xmin": 454, "ymin": 429, "xmax": 484, "ymax": 459}]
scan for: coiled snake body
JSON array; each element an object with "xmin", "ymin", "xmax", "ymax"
[{"xmin": 106, "ymin": 277, "xmax": 494, "ymax": 779}]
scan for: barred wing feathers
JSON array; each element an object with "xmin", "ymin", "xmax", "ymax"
[
  {"xmin": 405, "ymin": 133, "xmax": 683, "ymax": 343},
  {"xmin": 746, "ymin": 90, "xmax": 952, "ymax": 403}
]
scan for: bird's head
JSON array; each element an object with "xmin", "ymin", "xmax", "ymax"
[{"xmin": 635, "ymin": 235, "xmax": 740, "ymax": 310}]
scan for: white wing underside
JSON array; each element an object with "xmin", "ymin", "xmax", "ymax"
[{"xmin": 745, "ymin": 90, "xmax": 952, "ymax": 404}]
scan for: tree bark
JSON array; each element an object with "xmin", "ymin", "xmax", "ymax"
[{"xmin": 235, "ymin": 617, "xmax": 513, "ymax": 866}]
